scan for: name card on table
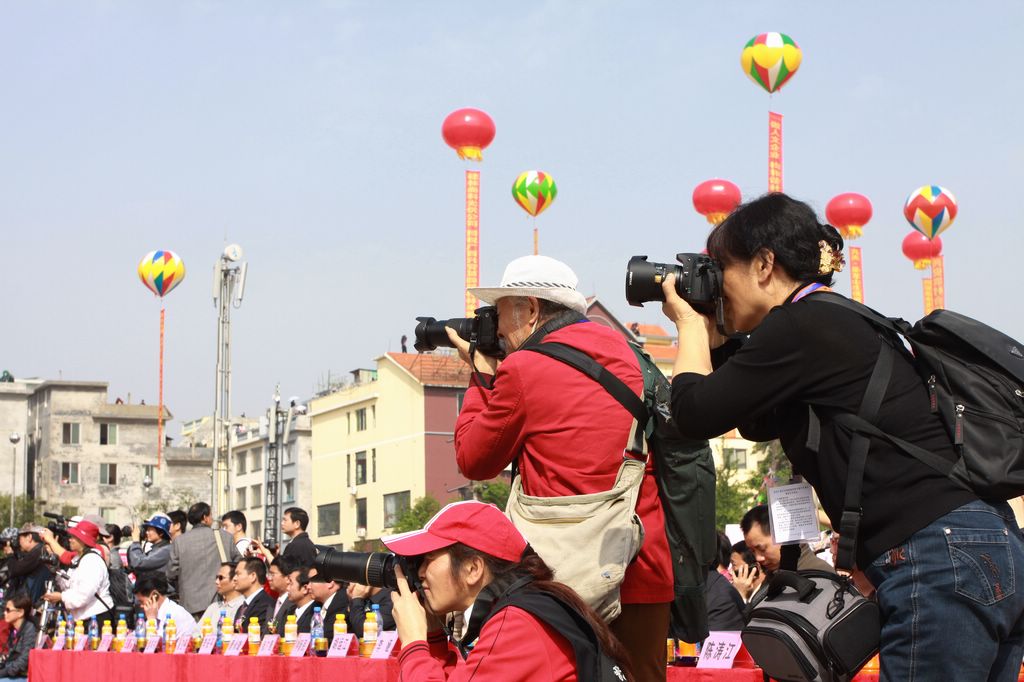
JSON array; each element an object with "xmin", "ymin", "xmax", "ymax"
[
  {"xmin": 174, "ymin": 635, "xmax": 192, "ymax": 654},
  {"xmin": 122, "ymin": 634, "xmax": 137, "ymax": 653},
  {"xmin": 96, "ymin": 634, "xmax": 114, "ymax": 652},
  {"xmin": 144, "ymin": 636, "xmax": 161, "ymax": 654},
  {"xmin": 224, "ymin": 633, "xmax": 247, "ymax": 656},
  {"xmin": 197, "ymin": 634, "xmax": 217, "ymax": 655},
  {"xmin": 370, "ymin": 632, "xmax": 400, "ymax": 659},
  {"xmin": 74, "ymin": 635, "xmax": 90, "ymax": 651},
  {"xmin": 327, "ymin": 633, "xmax": 358, "ymax": 658},
  {"xmin": 696, "ymin": 631, "xmax": 743, "ymax": 669},
  {"xmin": 290, "ymin": 633, "xmax": 311, "ymax": 658},
  {"xmin": 257, "ymin": 635, "xmax": 279, "ymax": 657},
  {"xmin": 52, "ymin": 634, "xmax": 66, "ymax": 651}
]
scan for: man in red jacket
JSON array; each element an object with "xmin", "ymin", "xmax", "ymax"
[{"xmin": 445, "ymin": 255, "xmax": 673, "ymax": 682}]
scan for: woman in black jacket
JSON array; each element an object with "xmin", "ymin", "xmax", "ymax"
[
  {"xmin": 0, "ymin": 592, "xmax": 36, "ymax": 682},
  {"xmin": 661, "ymin": 193, "xmax": 1024, "ymax": 681}
]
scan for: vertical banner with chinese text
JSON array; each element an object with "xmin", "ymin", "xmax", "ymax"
[
  {"xmin": 465, "ymin": 170, "xmax": 481, "ymax": 317},
  {"xmin": 768, "ymin": 112, "xmax": 783, "ymax": 192},
  {"xmin": 923, "ymin": 278, "xmax": 934, "ymax": 315},
  {"xmin": 848, "ymin": 246, "xmax": 864, "ymax": 303},
  {"xmin": 930, "ymin": 255, "xmax": 945, "ymax": 311}
]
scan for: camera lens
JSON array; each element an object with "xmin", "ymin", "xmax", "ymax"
[
  {"xmin": 414, "ymin": 317, "xmax": 475, "ymax": 352},
  {"xmin": 313, "ymin": 547, "xmax": 419, "ymax": 591},
  {"xmin": 625, "ymin": 256, "xmax": 678, "ymax": 306}
]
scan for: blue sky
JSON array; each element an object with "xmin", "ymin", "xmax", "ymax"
[{"xmin": 3, "ymin": 1, "xmax": 1022, "ymax": 425}]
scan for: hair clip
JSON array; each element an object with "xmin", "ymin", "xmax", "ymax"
[
  {"xmin": 817, "ymin": 241, "xmax": 834, "ymax": 275},
  {"xmin": 831, "ymin": 250, "xmax": 846, "ymax": 273}
]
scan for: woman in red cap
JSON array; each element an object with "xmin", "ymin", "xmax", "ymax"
[
  {"xmin": 41, "ymin": 520, "xmax": 113, "ymax": 624},
  {"xmin": 388, "ymin": 501, "xmax": 632, "ymax": 682}
]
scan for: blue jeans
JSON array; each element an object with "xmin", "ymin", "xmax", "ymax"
[{"xmin": 865, "ymin": 499, "xmax": 1024, "ymax": 681}]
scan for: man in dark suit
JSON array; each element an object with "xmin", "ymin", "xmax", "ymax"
[
  {"xmin": 232, "ymin": 557, "xmax": 276, "ymax": 635},
  {"xmin": 284, "ymin": 566, "xmax": 318, "ymax": 634},
  {"xmin": 308, "ymin": 565, "xmax": 349, "ymax": 641},
  {"xmin": 280, "ymin": 507, "xmax": 317, "ymax": 567}
]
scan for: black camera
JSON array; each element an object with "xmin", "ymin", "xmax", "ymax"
[
  {"xmin": 313, "ymin": 548, "xmax": 422, "ymax": 592},
  {"xmin": 43, "ymin": 512, "xmax": 68, "ymax": 536},
  {"xmin": 414, "ymin": 305, "xmax": 504, "ymax": 358},
  {"xmin": 625, "ymin": 254, "xmax": 723, "ymax": 313}
]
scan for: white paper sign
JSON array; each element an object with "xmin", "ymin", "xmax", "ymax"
[
  {"xmin": 257, "ymin": 635, "xmax": 279, "ymax": 657},
  {"xmin": 121, "ymin": 634, "xmax": 137, "ymax": 653},
  {"xmin": 696, "ymin": 631, "xmax": 743, "ymax": 669},
  {"xmin": 96, "ymin": 634, "xmax": 114, "ymax": 652},
  {"xmin": 52, "ymin": 634, "xmax": 66, "ymax": 651},
  {"xmin": 327, "ymin": 633, "xmax": 358, "ymax": 658},
  {"xmin": 143, "ymin": 635, "xmax": 160, "ymax": 654},
  {"xmin": 290, "ymin": 633, "xmax": 311, "ymax": 657},
  {"xmin": 174, "ymin": 635, "xmax": 191, "ymax": 654},
  {"xmin": 74, "ymin": 635, "xmax": 90, "ymax": 651},
  {"xmin": 197, "ymin": 633, "xmax": 217, "ymax": 655},
  {"xmin": 370, "ymin": 631, "xmax": 400, "ymax": 659},
  {"xmin": 224, "ymin": 633, "xmax": 247, "ymax": 656},
  {"xmin": 768, "ymin": 481, "xmax": 819, "ymax": 545}
]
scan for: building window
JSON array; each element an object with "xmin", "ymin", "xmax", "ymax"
[
  {"xmin": 383, "ymin": 491, "xmax": 411, "ymax": 528},
  {"xmin": 283, "ymin": 479, "xmax": 295, "ymax": 503},
  {"xmin": 251, "ymin": 485, "xmax": 262, "ymax": 509},
  {"xmin": 372, "ymin": 449, "xmax": 376, "ymax": 483},
  {"xmin": 251, "ymin": 520, "xmax": 262, "ymax": 541},
  {"xmin": 318, "ymin": 502, "xmax": 340, "ymax": 537},
  {"xmin": 236, "ymin": 487, "xmax": 247, "ymax": 510},
  {"xmin": 355, "ymin": 408, "xmax": 367, "ymax": 432},
  {"xmin": 143, "ymin": 464, "xmax": 155, "ymax": 482},
  {"xmin": 347, "ymin": 412, "xmax": 351, "ymax": 434},
  {"xmin": 346, "ymin": 453, "xmax": 351, "ymax": 487},
  {"xmin": 356, "ymin": 498, "xmax": 367, "ymax": 533},
  {"xmin": 457, "ymin": 391, "xmax": 465, "ymax": 413},
  {"xmin": 99, "ymin": 463, "xmax": 118, "ymax": 486},
  {"xmin": 724, "ymin": 448, "xmax": 747, "ymax": 470},
  {"xmin": 371, "ymin": 405, "xmax": 376, "ymax": 427},
  {"xmin": 60, "ymin": 462, "xmax": 79, "ymax": 485},
  {"xmin": 355, "ymin": 451, "xmax": 367, "ymax": 485},
  {"xmin": 62, "ymin": 423, "xmax": 80, "ymax": 445},
  {"xmin": 251, "ymin": 449, "xmax": 262, "ymax": 472},
  {"xmin": 236, "ymin": 451, "xmax": 247, "ymax": 475},
  {"xmin": 99, "ymin": 423, "xmax": 118, "ymax": 445},
  {"xmin": 100, "ymin": 506, "xmax": 116, "ymax": 519},
  {"xmin": 283, "ymin": 444, "xmax": 293, "ymax": 466}
]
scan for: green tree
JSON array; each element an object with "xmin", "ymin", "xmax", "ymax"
[
  {"xmin": 474, "ymin": 480, "xmax": 510, "ymax": 509},
  {"xmin": 0, "ymin": 495, "xmax": 39, "ymax": 529},
  {"xmin": 715, "ymin": 458, "xmax": 757, "ymax": 529},
  {"xmin": 391, "ymin": 495, "xmax": 442, "ymax": 534},
  {"xmin": 751, "ymin": 440, "xmax": 791, "ymax": 504}
]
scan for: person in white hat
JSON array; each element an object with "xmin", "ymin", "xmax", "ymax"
[{"xmin": 444, "ymin": 255, "xmax": 674, "ymax": 682}]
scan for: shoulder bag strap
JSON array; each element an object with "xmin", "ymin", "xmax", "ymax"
[{"xmin": 213, "ymin": 528, "xmax": 228, "ymax": 563}]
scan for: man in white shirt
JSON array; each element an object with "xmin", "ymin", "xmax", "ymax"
[
  {"xmin": 199, "ymin": 562, "xmax": 245, "ymax": 628},
  {"xmin": 220, "ymin": 510, "xmax": 252, "ymax": 558},
  {"xmin": 133, "ymin": 574, "xmax": 197, "ymax": 641}
]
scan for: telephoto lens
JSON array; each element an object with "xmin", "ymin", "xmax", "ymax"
[
  {"xmin": 624, "ymin": 254, "xmax": 722, "ymax": 314},
  {"xmin": 413, "ymin": 306, "xmax": 504, "ymax": 358},
  {"xmin": 312, "ymin": 547, "xmax": 422, "ymax": 591}
]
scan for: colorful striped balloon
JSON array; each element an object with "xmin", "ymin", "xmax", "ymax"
[
  {"xmin": 903, "ymin": 185, "xmax": 958, "ymax": 240},
  {"xmin": 138, "ymin": 250, "xmax": 186, "ymax": 298},
  {"xmin": 512, "ymin": 170, "xmax": 558, "ymax": 217},
  {"xmin": 741, "ymin": 33, "xmax": 802, "ymax": 94}
]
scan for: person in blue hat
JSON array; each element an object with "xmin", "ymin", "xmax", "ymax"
[{"xmin": 127, "ymin": 513, "xmax": 173, "ymax": 581}]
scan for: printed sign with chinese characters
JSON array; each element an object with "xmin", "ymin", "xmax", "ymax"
[
  {"xmin": 370, "ymin": 631, "xmax": 400, "ymax": 658},
  {"xmin": 696, "ymin": 631, "xmax": 743, "ymax": 669},
  {"xmin": 328, "ymin": 633, "xmax": 358, "ymax": 658}
]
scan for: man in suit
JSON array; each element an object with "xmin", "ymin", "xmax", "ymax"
[
  {"xmin": 166, "ymin": 502, "xmax": 243, "ymax": 619},
  {"xmin": 308, "ymin": 565, "xmax": 349, "ymax": 641},
  {"xmin": 232, "ymin": 556, "xmax": 276, "ymax": 635},
  {"xmin": 284, "ymin": 566, "xmax": 317, "ymax": 634},
  {"xmin": 280, "ymin": 507, "xmax": 317, "ymax": 567},
  {"xmin": 266, "ymin": 555, "xmax": 298, "ymax": 635}
]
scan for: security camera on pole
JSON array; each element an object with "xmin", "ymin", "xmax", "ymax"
[{"xmin": 212, "ymin": 244, "xmax": 247, "ymax": 514}]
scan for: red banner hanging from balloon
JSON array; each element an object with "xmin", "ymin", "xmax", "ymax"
[
  {"xmin": 465, "ymin": 170, "xmax": 481, "ymax": 317},
  {"xmin": 923, "ymin": 278, "xmax": 934, "ymax": 315},
  {"xmin": 930, "ymin": 255, "xmax": 945, "ymax": 311},
  {"xmin": 848, "ymin": 246, "xmax": 864, "ymax": 303},
  {"xmin": 768, "ymin": 112, "xmax": 783, "ymax": 192}
]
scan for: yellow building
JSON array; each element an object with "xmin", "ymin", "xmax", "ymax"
[{"xmin": 310, "ymin": 353, "xmax": 475, "ymax": 550}]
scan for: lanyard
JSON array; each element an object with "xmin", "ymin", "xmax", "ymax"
[{"xmin": 791, "ymin": 282, "xmax": 831, "ymax": 303}]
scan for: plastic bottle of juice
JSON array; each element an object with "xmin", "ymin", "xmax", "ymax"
[
  {"xmin": 114, "ymin": 614, "xmax": 127, "ymax": 652},
  {"xmin": 100, "ymin": 619, "xmax": 112, "ymax": 648},
  {"xmin": 74, "ymin": 620, "xmax": 85, "ymax": 649},
  {"xmin": 65, "ymin": 618, "xmax": 75, "ymax": 648},
  {"xmin": 282, "ymin": 614, "xmax": 297, "ymax": 656},
  {"xmin": 360, "ymin": 609, "xmax": 378, "ymax": 657},
  {"xmin": 88, "ymin": 617, "xmax": 99, "ymax": 650},
  {"xmin": 311, "ymin": 606, "xmax": 327, "ymax": 657},
  {"xmin": 145, "ymin": 617, "xmax": 158, "ymax": 651},
  {"xmin": 56, "ymin": 615, "xmax": 65, "ymax": 647},
  {"xmin": 335, "ymin": 613, "xmax": 347, "ymax": 635},
  {"xmin": 134, "ymin": 613, "xmax": 147, "ymax": 651},
  {"xmin": 221, "ymin": 616, "xmax": 234, "ymax": 654},
  {"xmin": 196, "ymin": 616, "xmax": 213, "ymax": 650},
  {"xmin": 165, "ymin": 618, "xmax": 177, "ymax": 654},
  {"xmin": 247, "ymin": 617, "xmax": 261, "ymax": 655}
]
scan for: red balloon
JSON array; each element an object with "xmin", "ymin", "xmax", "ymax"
[
  {"xmin": 692, "ymin": 179, "xmax": 741, "ymax": 225},
  {"xmin": 826, "ymin": 193, "xmax": 873, "ymax": 240},
  {"xmin": 442, "ymin": 108, "xmax": 495, "ymax": 161},
  {"xmin": 901, "ymin": 231, "xmax": 942, "ymax": 270}
]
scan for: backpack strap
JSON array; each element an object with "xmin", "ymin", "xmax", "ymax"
[
  {"xmin": 213, "ymin": 528, "xmax": 228, "ymax": 564},
  {"xmin": 523, "ymin": 342, "xmax": 649, "ymax": 458}
]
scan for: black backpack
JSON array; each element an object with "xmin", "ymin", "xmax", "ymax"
[{"xmin": 811, "ymin": 293, "xmax": 1024, "ymax": 504}]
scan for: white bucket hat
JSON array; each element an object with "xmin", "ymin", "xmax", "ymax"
[{"xmin": 468, "ymin": 255, "xmax": 588, "ymax": 315}]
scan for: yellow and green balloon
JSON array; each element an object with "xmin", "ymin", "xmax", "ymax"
[
  {"xmin": 512, "ymin": 170, "xmax": 558, "ymax": 217},
  {"xmin": 741, "ymin": 32, "xmax": 802, "ymax": 94}
]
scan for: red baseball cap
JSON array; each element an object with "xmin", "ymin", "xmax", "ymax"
[{"xmin": 381, "ymin": 501, "xmax": 527, "ymax": 563}]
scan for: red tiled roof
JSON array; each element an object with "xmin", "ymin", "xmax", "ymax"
[
  {"xmin": 642, "ymin": 343, "xmax": 678, "ymax": 361},
  {"xmin": 386, "ymin": 352, "xmax": 472, "ymax": 387}
]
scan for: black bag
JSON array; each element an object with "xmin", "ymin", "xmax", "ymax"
[
  {"xmin": 742, "ymin": 570, "xmax": 879, "ymax": 682},
  {"xmin": 813, "ymin": 293, "xmax": 1024, "ymax": 500},
  {"xmin": 106, "ymin": 564, "xmax": 134, "ymax": 608}
]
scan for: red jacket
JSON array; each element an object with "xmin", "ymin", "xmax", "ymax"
[
  {"xmin": 398, "ymin": 606, "xmax": 577, "ymax": 681},
  {"xmin": 455, "ymin": 321, "xmax": 673, "ymax": 604}
]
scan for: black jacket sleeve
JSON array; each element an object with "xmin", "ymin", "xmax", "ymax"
[
  {"xmin": 2, "ymin": 621, "xmax": 36, "ymax": 677},
  {"xmin": 6, "ymin": 546, "xmax": 43, "ymax": 579}
]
